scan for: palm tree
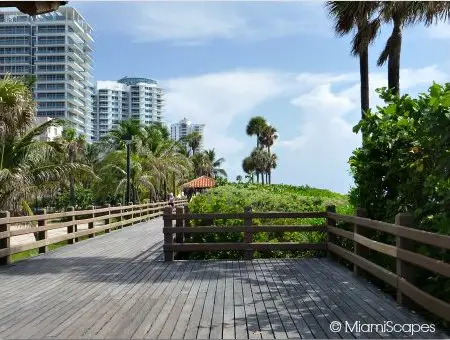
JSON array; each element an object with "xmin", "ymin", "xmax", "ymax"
[
  {"xmin": 204, "ymin": 149, "xmax": 227, "ymax": 179},
  {"xmin": 54, "ymin": 128, "xmax": 86, "ymax": 207},
  {"xmin": 377, "ymin": 2, "xmax": 450, "ymax": 95},
  {"xmin": 236, "ymin": 175, "xmax": 243, "ymax": 184},
  {"xmin": 103, "ymin": 119, "xmax": 143, "ymax": 151},
  {"xmin": 182, "ymin": 131, "xmax": 202, "ymax": 155},
  {"xmin": 258, "ymin": 125, "xmax": 278, "ymax": 183},
  {"xmin": 242, "ymin": 156, "xmax": 256, "ymax": 184},
  {"xmin": 326, "ymin": 1, "xmax": 381, "ymax": 117},
  {"xmin": 249, "ymin": 148, "xmax": 271, "ymax": 185},
  {"xmin": 266, "ymin": 153, "xmax": 278, "ymax": 185},
  {"xmin": 246, "ymin": 116, "xmax": 267, "ymax": 148}
]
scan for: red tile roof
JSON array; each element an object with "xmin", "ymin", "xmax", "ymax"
[{"xmin": 182, "ymin": 176, "xmax": 216, "ymax": 188}]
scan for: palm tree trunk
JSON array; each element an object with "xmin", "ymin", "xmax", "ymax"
[
  {"xmin": 256, "ymin": 172, "xmax": 259, "ymax": 184},
  {"xmin": 261, "ymin": 172, "xmax": 265, "ymax": 185},
  {"xmin": 360, "ymin": 47, "xmax": 370, "ymax": 118},
  {"xmin": 268, "ymin": 170, "xmax": 271, "ymax": 185},
  {"xmin": 389, "ymin": 15, "xmax": 402, "ymax": 95},
  {"xmin": 69, "ymin": 149, "xmax": 75, "ymax": 207}
]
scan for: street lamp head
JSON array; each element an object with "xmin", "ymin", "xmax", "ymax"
[{"xmin": 123, "ymin": 134, "xmax": 133, "ymax": 145}]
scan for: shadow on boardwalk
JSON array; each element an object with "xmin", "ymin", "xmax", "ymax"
[{"xmin": 0, "ymin": 218, "xmax": 447, "ymax": 339}]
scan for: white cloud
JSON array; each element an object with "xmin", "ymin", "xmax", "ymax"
[
  {"xmin": 158, "ymin": 65, "xmax": 448, "ymax": 193},
  {"xmin": 162, "ymin": 70, "xmax": 293, "ymax": 165},
  {"xmin": 77, "ymin": 1, "xmax": 328, "ymax": 45}
]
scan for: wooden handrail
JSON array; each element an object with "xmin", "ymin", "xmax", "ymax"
[
  {"xmin": 163, "ymin": 206, "xmax": 327, "ymax": 262},
  {"xmin": 0, "ymin": 199, "xmax": 187, "ymax": 263},
  {"xmin": 326, "ymin": 209, "xmax": 450, "ymax": 322}
]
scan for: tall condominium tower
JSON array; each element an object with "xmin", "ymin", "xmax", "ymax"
[
  {"xmin": 0, "ymin": 7, "xmax": 94, "ymax": 136},
  {"xmin": 170, "ymin": 118, "xmax": 205, "ymax": 150},
  {"xmin": 91, "ymin": 77, "xmax": 164, "ymax": 141}
]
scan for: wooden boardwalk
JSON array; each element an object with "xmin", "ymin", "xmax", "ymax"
[{"xmin": 0, "ymin": 218, "xmax": 447, "ymax": 339}]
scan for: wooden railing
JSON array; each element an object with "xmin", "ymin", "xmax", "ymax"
[
  {"xmin": 163, "ymin": 206, "xmax": 328, "ymax": 262},
  {"xmin": 326, "ymin": 206, "xmax": 450, "ymax": 323},
  {"xmin": 163, "ymin": 204, "xmax": 450, "ymax": 323},
  {"xmin": 0, "ymin": 199, "xmax": 187, "ymax": 265}
]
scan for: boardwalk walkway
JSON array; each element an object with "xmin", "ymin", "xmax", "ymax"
[{"xmin": 0, "ymin": 218, "xmax": 447, "ymax": 339}]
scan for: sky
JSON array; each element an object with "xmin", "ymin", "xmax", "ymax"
[{"xmin": 72, "ymin": 0, "xmax": 450, "ymax": 194}]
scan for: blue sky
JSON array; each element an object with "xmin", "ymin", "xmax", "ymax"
[{"xmin": 73, "ymin": 1, "xmax": 450, "ymax": 193}]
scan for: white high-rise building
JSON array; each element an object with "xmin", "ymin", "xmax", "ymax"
[
  {"xmin": 0, "ymin": 7, "xmax": 94, "ymax": 137},
  {"xmin": 170, "ymin": 118, "xmax": 205, "ymax": 150},
  {"xmin": 91, "ymin": 77, "xmax": 165, "ymax": 141}
]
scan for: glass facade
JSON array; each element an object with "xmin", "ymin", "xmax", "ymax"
[{"xmin": 0, "ymin": 7, "xmax": 94, "ymax": 138}]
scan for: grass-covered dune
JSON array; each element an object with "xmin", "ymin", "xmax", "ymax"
[{"xmin": 184, "ymin": 183, "xmax": 354, "ymax": 260}]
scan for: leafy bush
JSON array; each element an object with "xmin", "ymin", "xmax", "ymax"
[
  {"xmin": 350, "ymin": 83, "xmax": 449, "ymax": 235},
  {"xmin": 349, "ymin": 84, "xmax": 450, "ymax": 322},
  {"xmin": 185, "ymin": 183, "xmax": 353, "ymax": 259}
]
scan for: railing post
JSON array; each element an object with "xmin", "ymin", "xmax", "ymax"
[
  {"xmin": 128, "ymin": 202, "xmax": 133, "ymax": 227},
  {"xmin": 37, "ymin": 209, "xmax": 47, "ymax": 254},
  {"xmin": 67, "ymin": 206, "xmax": 76, "ymax": 244},
  {"xmin": 175, "ymin": 206, "xmax": 184, "ymax": 244},
  {"xmin": 395, "ymin": 212, "xmax": 415, "ymax": 305},
  {"xmin": 88, "ymin": 205, "xmax": 95, "ymax": 238},
  {"xmin": 0, "ymin": 211, "xmax": 11, "ymax": 265},
  {"xmin": 104, "ymin": 204, "xmax": 111, "ymax": 233},
  {"xmin": 326, "ymin": 205, "xmax": 336, "ymax": 259},
  {"xmin": 353, "ymin": 207, "xmax": 367, "ymax": 275},
  {"xmin": 184, "ymin": 204, "xmax": 191, "ymax": 240},
  {"xmin": 244, "ymin": 206, "xmax": 253, "ymax": 261},
  {"xmin": 163, "ymin": 206, "xmax": 174, "ymax": 262},
  {"xmin": 117, "ymin": 203, "xmax": 123, "ymax": 229}
]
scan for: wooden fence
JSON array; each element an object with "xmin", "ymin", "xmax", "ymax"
[
  {"xmin": 0, "ymin": 199, "xmax": 187, "ymax": 265},
  {"xmin": 163, "ymin": 205, "xmax": 450, "ymax": 322}
]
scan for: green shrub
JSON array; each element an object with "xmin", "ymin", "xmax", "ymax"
[{"xmin": 184, "ymin": 183, "xmax": 353, "ymax": 259}]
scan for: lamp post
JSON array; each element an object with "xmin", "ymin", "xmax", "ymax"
[{"xmin": 123, "ymin": 134, "xmax": 132, "ymax": 204}]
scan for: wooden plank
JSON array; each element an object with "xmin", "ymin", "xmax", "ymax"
[
  {"xmin": 239, "ymin": 261, "xmax": 261, "ymax": 340},
  {"xmin": 164, "ymin": 242, "xmax": 326, "ymax": 252},
  {"xmin": 166, "ymin": 211, "xmax": 327, "ymax": 220},
  {"xmin": 328, "ymin": 242, "xmax": 398, "ymax": 287},
  {"xmin": 222, "ymin": 261, "xmax": 236, "ymax": 339},
  {"xmin": 170, "ymin": 261, "xmax": 205, "ymax": 339},
  {"xmin": 183, "ymin": 261, "xmax": 213, "ymax": 339},
  {"xmin": 397, "ymin": 225, "xmax": 450, "ymax": 250},
  {"xmin": 280, "ymin": 259, "xmax": 341, "ymax": 339},
  {"xmin": 397, "ymin": 248, "xmax": 450, "ymax": 278},
  {"xmin": 327, "ymin": 225, "xmax": 354, "ymax": 240},
  {"xmin": 299, "ymin": 259, "xmax": 376, "ymax": 339},
  {"xmin": 354, "ymin": 233, "xmax": 397, "ymax": 257},
  {"xmin": 305, "ymin": 258, "xmax": 390, "ymax": 339},
  {"xmin": 164, "ymin": 225, "xmax": 327, "ymax": 233},
  {"xmin": 144, "ymin": 261, "xmax": 197, "ymax": 339},
  {"xmin": 130, "ymin": 262, "xmax": 194, "ymax": 339},
  {"xmin": 398, "ymin": 278, "xmax": 450, "ymax": 322},
  {"xmin": 233, "ymin": 261, "xmax": 248, "ymax": 339},
  {"xmin": 328, "ymin": 213, "xmax": 398, "ymax": 235},
  {"xmin": 209, "ymin": 260, "xmax": 227, "ymax": 339},
  {"xmin": 197, "ymin": 261, "xmax": 219, "ymax": 339},
  {"xmin": 259, "ymin": 260, "xmax": 301, "ymax": 339}
]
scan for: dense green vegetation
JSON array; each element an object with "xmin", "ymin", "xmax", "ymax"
[
  {"xmin": 348, "ymin": 84, "xmax": 450, "ymax": 309},
  {"xmin": 184, "ymin": 183, "xmax": 353, "ymax": 260}
]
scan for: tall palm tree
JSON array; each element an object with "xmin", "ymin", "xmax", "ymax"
[
  {"xmin": 258, "ymin": 125, "xmax": 278, "ymax": 183},
  {"xmin": 0, "ymin": 76, "xmax": 91, "ymax": 212},
  {"xmin": 242, "ymin": 156, "xmax": 256, "ymax": 184},
  {"xmin": 246, "ymin": 116, "xmax": 267, "ymax": 148},
  {"xmin": 181, "ymin": 131, "xmax": 202, "ymax": 155},
  {"xmin": 103, "ymin": 119, "xmax": 143, "ymax": 151},
  {"xmin": 55, "ymin": 128, "xmax": 86, "ymax": 207},
  {"xmin": 326, "ymin": 1, "xmax": 381, "ymax": 117},
  {"xmin": 204, "ymin": 149, "xmax": 227, "ymax": 178},
  {"xmin": 377, "ymin": 2, "xmax": 450, "ymax": 95}
]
